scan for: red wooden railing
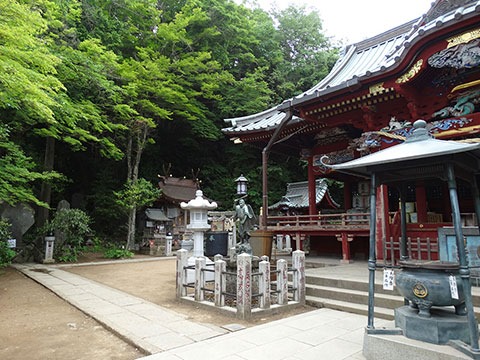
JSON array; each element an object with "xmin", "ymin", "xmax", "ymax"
[{"xmin": 265, "ymin": 212, "xmax": 370, "ymax": 230}]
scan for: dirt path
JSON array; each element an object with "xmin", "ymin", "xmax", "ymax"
[
  {"xmin": 0, "ymin": 267, "xmax": 142, "ymax": 360},
  {"xmin": 0, "ymin": 254, "xmax": 313, "ymax": 360}
]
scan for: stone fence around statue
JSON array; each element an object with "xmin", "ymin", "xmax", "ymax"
[{"xmin": 176, "ymin": 249, "xmax": 305, "ymax": 320}]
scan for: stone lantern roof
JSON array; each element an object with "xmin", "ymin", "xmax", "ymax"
[{"xmin": 180, "ymin": 190, "xmax": 217, "ymax": 211}]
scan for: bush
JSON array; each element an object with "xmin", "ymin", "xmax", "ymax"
[
  {"xmin": 45, "ymin": 209, "xmax": 92, "ymax": 262},
  {"xmin": 103, "ymin": 248, "xmax": 134, "ymax": 259},
  {"xmin": 0, "ymin": 218, "xmax": 15, "ymax": 267}
]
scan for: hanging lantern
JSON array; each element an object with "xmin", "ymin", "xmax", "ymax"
[{"xmin": 235, "ymin": 174, "xmax": 248, "ymax": 195}]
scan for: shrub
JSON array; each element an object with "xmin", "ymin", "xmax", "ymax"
[
  {"xmin": 46, "ymin": 209, "xmax": 92, "ymax": 262},
  {"xmin": 103, "ymin": 248, "xmax": 134, "ymax": 259},
  {"xmin": 0, "ymin": 218, "xmax": 15, "ymax": 267}
]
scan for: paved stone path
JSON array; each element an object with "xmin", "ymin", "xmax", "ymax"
[
  {"xmin": 12, "ymin": 260, "xmax": 401, "ymax": 360},
  {"xmin": 13, "ymin": 263, "xmax": 227, "ymax": 355}
]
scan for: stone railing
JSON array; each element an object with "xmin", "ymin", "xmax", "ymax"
[{"xmin": 176, "ymin": 249, "xmax": 305, "ymax": 320}]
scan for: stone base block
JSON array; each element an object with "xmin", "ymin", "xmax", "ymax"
[
  {"xmin": 395, "ymin": 305, "xmax": 471, "ymax": 345},
  {"xmin": 363, "ymin": 331, "xmax": 472, "ymax": 360}
]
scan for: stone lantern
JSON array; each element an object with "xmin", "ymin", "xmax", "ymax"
[
  {"xmin": 43, "ymin": 234, "xmax": 55, "ymax": 264},
  {"xmin": 180, "ymin": 190, "xmax": 217, "ymax": 258}
]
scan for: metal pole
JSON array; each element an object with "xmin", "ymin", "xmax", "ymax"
[
  {"xmin": 261, "ymin": 108, "xmax": 293, "ymax": 230},
  {"xmin": 447, "ymin": 164, "xmax": 479, "ymax": 350},
  {"xmin": 400, "ymin": 184, "xmax": 408, "ymax": 261},
  {"xmin": 262, "ymin": 149, "xmax": 269, "ymax": 230},
  {"xmin": 367, "ymin": 173, "xmax": 377, "ymax": 330}
]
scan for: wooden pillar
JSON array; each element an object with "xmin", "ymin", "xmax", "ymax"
[
  {"xmin": 337, "ymin": 233, "xmax": 353, "ymax": 263},
  {"xmin": 375, "ymin": 185, "xmax": 389, "ymax": 261},
  {"xmin": 308, "ymin": 156, "xmax": 316, "ymax": 216},
  {"xmin": 416, "ymin": 180, "xmax": 427, "ymax": 223},
  {"xmin": 295, "ymin": 232, "xmax": 301, "ymax": 251}
]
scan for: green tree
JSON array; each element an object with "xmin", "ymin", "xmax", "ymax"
[
  {"xmin": 0, "ymin": 0, "xmax": 64, "ymax": 208},
  {"xmin": 0, "ymin": 218, "xmax": 16, "ymax": 267},
  {"xmin": 0, "ymin": 125, "xmax": 62, "ymax": 206},
  {"xmin": 114, "ymin": 178, "xmax": 161, "ymax": 249},
  {"xmin": 1, "ymin": 0, "xmax": 126, "ymax": 226},
  {"xmin": 270, "ymin": 5, "xmax": 339, "ymax": 101}
]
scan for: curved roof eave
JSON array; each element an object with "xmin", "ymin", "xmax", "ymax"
[
  {"xmin": 222, "ymin": 1, "xmax": 480, "ymax": 136},
  {"xmin": 222, "ymin": 103, "xmax": 303, "ymax": 135},
  {"xmin": 289, "ymin": 2, "xmax": 480, "ymax": 108}
]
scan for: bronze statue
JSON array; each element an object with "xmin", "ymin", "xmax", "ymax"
[{"xmin": 234, "ymin": 198, "xmax": 255, "ymax": 254}]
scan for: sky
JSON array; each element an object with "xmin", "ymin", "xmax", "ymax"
[{"xmin": 250, "ymin": 0, "xmax": 435, "ymax": 44}]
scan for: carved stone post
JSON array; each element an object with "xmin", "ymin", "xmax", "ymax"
[
  {"xmin": 176, "ymin": 249, "xmax": 188, "ymax": 298},
  {"xmin": 214, "ymin": 258, "xmax": 226, "ymax": 307},
  {"xmin": 292, "ymin": 250, "xmax": 305, "ymax": 304},
  {"xmin": 165, "ymin": 233, "xmax": 173, "ymax": 256},
  {"xmin": 195, "ymin": 257, "xmax": 206, "ymax": 301},
  {"xmin": 277, "ymin": 259, "xmax": 288, "ymax": 305},
  {"xmin": 236, "ymin": 253, "xmax": 252, "ymax": 320},
  {"xmin": 259, "ymin": 256, "xmax": 271, "ymax": 309}
]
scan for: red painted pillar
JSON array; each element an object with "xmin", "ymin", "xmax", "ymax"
[
  {"xmin": 375, "ymin": 185, "xmax": 389, "ymax": 261},
  {"xmin": 337, "ymin": 233, "xmax": 352, "ymax": 263}
]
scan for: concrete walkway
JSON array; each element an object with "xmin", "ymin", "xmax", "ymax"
[
  {"xmin": 12, "ymin": 262, "xmax": 228, "ymax": 355},
  {"xmin": 12, "ymin": 260, "xmax": 393, "ymax": 360}
]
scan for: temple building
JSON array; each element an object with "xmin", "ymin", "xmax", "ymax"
[{"xmin": 222, "ymin": 0, "xmax": 480, "ymax": 263}]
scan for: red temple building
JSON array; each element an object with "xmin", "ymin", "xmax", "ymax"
[{"xmin": 222, "ymin": 0, "xmax": 480, "ymax": 263}]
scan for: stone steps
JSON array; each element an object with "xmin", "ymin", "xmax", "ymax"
[
  {"xmin": 305, "ymin": 273, "xmax": 480, "ymax": 321},
  {"xmin": 305, "ymin": 294, "xmax": 396, "ymax": 320}
]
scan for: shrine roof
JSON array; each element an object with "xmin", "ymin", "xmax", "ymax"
[
  {"xmin": 158, "ymin": 177, "xmax": 199, "ymax": 203},
  {"xmin": 222, "ymin": 0, "xmax": 480, "ymax": 136},
  {"xmin": 145, "ymin": 208, "xmax": 171, "ymax": 222},
  {"xmin": 269, "ymin": 178, "xmax": 340, "ymax": 210},
  {"xmin": 222, "ymin": 106, "xmax": 303, "ymax": 135}
]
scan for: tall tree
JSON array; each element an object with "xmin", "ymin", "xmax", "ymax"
[
  {"xmin": 0, "ymin": 0, "xmax": 64, "ymax": 212},
  {"xmin": 109, "ymin": 0, "xmax": 233, "ymax": 248},
  {"xmin": 270, "ymin": 5, "xmax": 339, "ymax": 101}
]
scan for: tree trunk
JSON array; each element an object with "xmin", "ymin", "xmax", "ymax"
[
  {"xmin": 36, "ymin": 137, "xmax": 55, "ymax": 227},
  {"xmin": 126, "ymin": 206, "xmax": 137, "ymax": 250},
  {"xmin": 34, "ymin": 136, "xmax": 55, "ymax": 261},
  {"xmin": 125, "ymin": 126, "xmax": 148, "ymax": 250}
]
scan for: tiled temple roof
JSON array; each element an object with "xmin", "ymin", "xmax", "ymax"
[
  {"xmin": 269, "ymin": 178, "xmax": 340, "ymax": 210},
  {"xmin": 222, "ymin": 1, "xmax": 480, "ymax": 136}
]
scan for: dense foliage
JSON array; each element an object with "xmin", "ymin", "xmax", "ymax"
[
  {"xmin": 44, "ymin": 208, "xmax": 92, "ymax": 262},
  {"xmin": 0, "ymin": 0, "xmax": 338, "ymax": 247},
  {"xmin": 0, "ymin": 218, "xmax": 16, "ymax": 267}
]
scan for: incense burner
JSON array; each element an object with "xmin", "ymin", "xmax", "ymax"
[{"xmin": 395, "ymin": 260, "xmax": 466, "ymax": 318}]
